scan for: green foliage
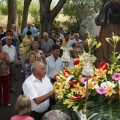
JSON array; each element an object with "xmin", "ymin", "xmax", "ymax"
[
  {"xmin": 16, "ymin": 0, "xmax": 24, "ymax": 28},
  {"xmin": 62, "ymin": 0, "xmax": 102, "ymax": 31},
  {"xmin": 29, "ymin": 0, "xmax": 40, "ymax": 26},
  {"xmin": 87, "ymin": 100, "xmax": 120, "ymax": 120}
]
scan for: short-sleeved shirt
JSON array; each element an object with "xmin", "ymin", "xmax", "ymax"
[{"xmin": 22, "ymin": 74, "xmax": 53, "ymax": 113}]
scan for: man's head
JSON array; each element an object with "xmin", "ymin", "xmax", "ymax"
[
  {"xmin": 64, "ymin": 33, "xmax": 69, "ymax": 41},
  {"xmin": 43, "ymin": 32, "xmax": 49, "ymax": 40},
  {"xmin": 72, "ymin": 47, "xmax": 82, "ymax": 58},
  {"xmin": 27, "ymin": 23, "xmax": 32, "ymax": 29},
  {"xmin": 6, "ymin": 36, "xmax": 12, "ymax": 46},
  {"xmin": 51, "ymin": 44, "xmax": 61, "ymax": 59},
  {"xmin": 31, "ymin": 61, "xmax": 46, "ymax": 80},
  {"xmin": 12, "ymin": 24, "xmax": 17, "ymax": 30},
  {"xmin": 74, "ymin": 33, "xmax": 79, "ymax": 41},
  {"xmin": 6, "ymin": 29, "xmax": 13, "ymax": 37}
]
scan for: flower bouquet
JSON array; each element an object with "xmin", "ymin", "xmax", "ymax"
[{"xmin": 53, "ymin": 34, "xmax": 120, "ymax": 120}]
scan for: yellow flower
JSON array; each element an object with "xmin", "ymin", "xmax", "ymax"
[
  {"xmin": 88, "ymin": 82, "xmax": 95, "ymax": 90},
  {"xmin": 96, "ymin": 42, "xmax": 101, "ymax": 49},
  {"xmin": 105, "ymin": 86, "xmax": 116, "ymax": 97},
  {"xmin": 94, "ymin": 68, "xmax": 106, "ymax": 78},
  {"xmin": 91, "ymin": 76, "xmax": 99, "ymax": 83},
  {"xmin": 72, "ymin": 106, "xmax": 79, "ymax": 111}
]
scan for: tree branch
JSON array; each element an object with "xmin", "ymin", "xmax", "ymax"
[{"xmin": 50, "ymin": 0, "xmax": 66, "ymax": 20}]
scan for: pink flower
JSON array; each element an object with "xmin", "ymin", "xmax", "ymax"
[
  {"xmin": 81, "ymin": 77, "xmax": 87, "ymax": 84},
  {"xmin": 96, "ymin": 88, "xmax": 106, "ymax": 94},
  {"xmin": 112, "ymin": 73, "xmax": 120, "ymax": 81}
]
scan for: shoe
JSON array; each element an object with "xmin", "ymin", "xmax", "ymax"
[
  {"xmin": 4, "ymin": 104, "xmax": 11, "ymax": 107},
  {"xmin": 21, "ymin": 69, "xmax": 24, "ymax": 73},
  {"xmin": 17, "ymin": 58, "xmax": 21, "ymax": 60},
  {"xmin": 9, "ymin": 88, "xmax": 17, "ymax": 93}
]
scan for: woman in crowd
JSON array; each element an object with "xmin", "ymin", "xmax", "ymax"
[
  {"xmin": 31, "ymin": 41, "xmax": 46, "ymax": 65},
  {"xmin": 22, "ymin": 31, "xmax": 34, "ymax": 53},
  {"xmin": 53, "ymin": 33, "xmax": 62, "ymax": 46},
  {"xmin": 25, "ymin": 51, "xmax": 36, "ymax": 79},
  {"xmin": 10, "ymin": 95, "xmax": 34, "ymax": 120},
  {"xmin": 0, "ymin": 41, "xmax": 11, "ymax": 106}
]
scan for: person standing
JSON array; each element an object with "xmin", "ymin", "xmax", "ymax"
[
  {"xmin": 2, "ymin": 36, "xmax": 17, "ymax": 93},
  {"xmin": 40, "ymin": 32, "xmax": 54, "ymax": 57},
  {"xmin": 12, "ymin": 24, "xmax": 22, "ymax": 60},
  {"xmin": 0, "ymin": 41, "xmax": 11, "ymax": 106},
  {"xmin": 46, "ymin": 44, "xmax": 64, "ymax": 83},
  {"xmin": 22, "ymin": 61, "xmax": 54, "ymax": 120},
  {"xmin": 23, "ymin": 23, "xmax": 38, "ymax": 38}
]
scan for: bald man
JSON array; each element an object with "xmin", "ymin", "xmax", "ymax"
[{"xmin": 22, "ymin": 61, "xmax": 54, "ymax": 120}]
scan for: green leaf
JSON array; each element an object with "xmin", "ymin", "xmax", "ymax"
[{"xmin": 87, "ymin": 100, "xmax": 120, "ymax": 120}]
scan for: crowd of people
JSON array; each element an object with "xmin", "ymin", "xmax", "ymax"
[{"xmin": 0, "ymin": 23, "xmax": 88, "ymax": 120}]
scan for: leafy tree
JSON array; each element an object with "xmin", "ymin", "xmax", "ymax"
[
  {"xmin": 29, "ymin": 0, "xmax": 40, "ymax": 27},
  {"xmin": 16, "ymin": 0, "xmax": 24, "ymax": 28},
  {"xmin": 63, "ymin": 0, "xmax": 102, "ymax": 31},
  {"xmin": 39, "ymin": 0, "xmax": 66, "ymax": 38},
  {"xmin": 7, "ymin": 0, "xmax": 16, "ymax": 29},
  {"xmin": 21, "ymin": 0, "xmax": 32, "ymax": 33}
]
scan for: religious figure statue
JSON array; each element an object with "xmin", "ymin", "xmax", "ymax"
[{"xmin": 95, "ymin": 0, "xmax": 120, "ymax": 65}]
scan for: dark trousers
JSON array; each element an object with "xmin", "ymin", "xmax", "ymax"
[
  {"xmin": 30, "ymin": 109, "xmax": 49, "ymax": 120},
  {"xmin": 0, "ymin": 74, "xmax": 10, "ymax": 104}
]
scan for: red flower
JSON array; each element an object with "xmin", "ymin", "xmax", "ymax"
[
  {"xmin": 70, "ymin": 95, "xmax": 81, "ymax": 101},
  {"xmin": 72, "ymin": 80, "xmax": 78, "ymax": 84},
  {"xmin": 54, "ymin": 74, "xmax": 59, "ymax": 80},
  {"xmin": 63, "ymin": 70, "xmax": 71, "ymax": 77},
  {"xmin": 68, "ymin": 81, "xmax": 73, "ymax": 86},
  {"xmin": 73, "ymin": 59, "xmax": 80, "ymax": 66},
  {"xmin": 68, "ymin": 80, "xmax": 78, "ymax": 86},
  {"xmin": 98, "ymin": 62, "xmax": 108, "ymax": 70}
]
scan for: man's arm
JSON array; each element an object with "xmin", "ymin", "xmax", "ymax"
[{"xmin": 33, "ymin": 90, "xmax": 54, "ymax": 104}]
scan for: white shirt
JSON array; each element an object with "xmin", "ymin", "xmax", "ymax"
[
  {"xmin": 46, "ymin": 55, "xmax": 64, "ymax": 79},
  {"xmin": 22, "ymin": 74, "xmax": 53, "ymax": 113},
  {"xmin": 2, "ymin": 44, "xmax": 16, "ymax": 62},
  {"xmin": 66, "ymin": 39, "xmax": 82, "ymax": 47}
]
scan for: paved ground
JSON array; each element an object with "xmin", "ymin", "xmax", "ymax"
[{"xmin": 0, "ymin": 64, "xmax": 25, "ymax": 120}]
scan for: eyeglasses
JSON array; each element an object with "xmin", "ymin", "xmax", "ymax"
[{"xmin": 73, "ymin": 51, "xmax": 82, "ymax": 54}]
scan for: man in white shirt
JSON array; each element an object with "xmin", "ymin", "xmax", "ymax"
[
  {"xmin": 22, "ymin": 61, "xmax": 54, "ymax": 120},
  {"xmin": 2, "ymin": 36, "xmax": 17, "ymax": 93},
  {"xmin": 46, "ymin": 44, "xmax": 64, "ymax": 83},
  {"xmin": 66, "ymin": 33, "xmax": 83, "ymax": 49}
]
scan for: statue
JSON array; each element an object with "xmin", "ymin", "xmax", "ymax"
[{"xmin": 95, "ymin": 0, "xmax": 120, "ymax": 65}]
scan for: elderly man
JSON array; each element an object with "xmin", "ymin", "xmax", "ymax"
[
  {"xmin": 66, "ymin": 33, "xmax": 83, "ymax": 49},
  {"xmin": 22, "ymin": 61, "xmax": 54, "ymax": 120},
  {"xmin": 46, "ymin": 44, "xmax": 64, "ymax": 83},
  {"xmin": 2, "ymin": 36, "xmax": 17, "ymax": 93},
  {"xmin": 23, "ymin": 23, "xmax": 38, "ymax": 38},
  {"xmin": 1, "ymin": 29, "xmax": 16, "ymax": 46},
  {"xmin": 40, "ymin": 32, "xmax": 54, "ymax": 57}
]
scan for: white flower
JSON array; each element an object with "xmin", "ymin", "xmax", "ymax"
[
  {"xmin": 65, "ymin": 75, "xmax": 74, "ymax": 85},
  {"xmin": 94, "ymin": 84, "xmax": 99, "ymax": 89}
]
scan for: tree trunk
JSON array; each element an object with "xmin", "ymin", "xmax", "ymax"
[
  {"xmin": 40, "ymin": 0, "xmax": 66, "ymax": 39},
  {"xmin": 21, "ymin": 0, "xmax": 32, "ymax": 33},
  {"xmin": 7, "ymin": 0, "xmax": 16, "ymax": 29}
]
